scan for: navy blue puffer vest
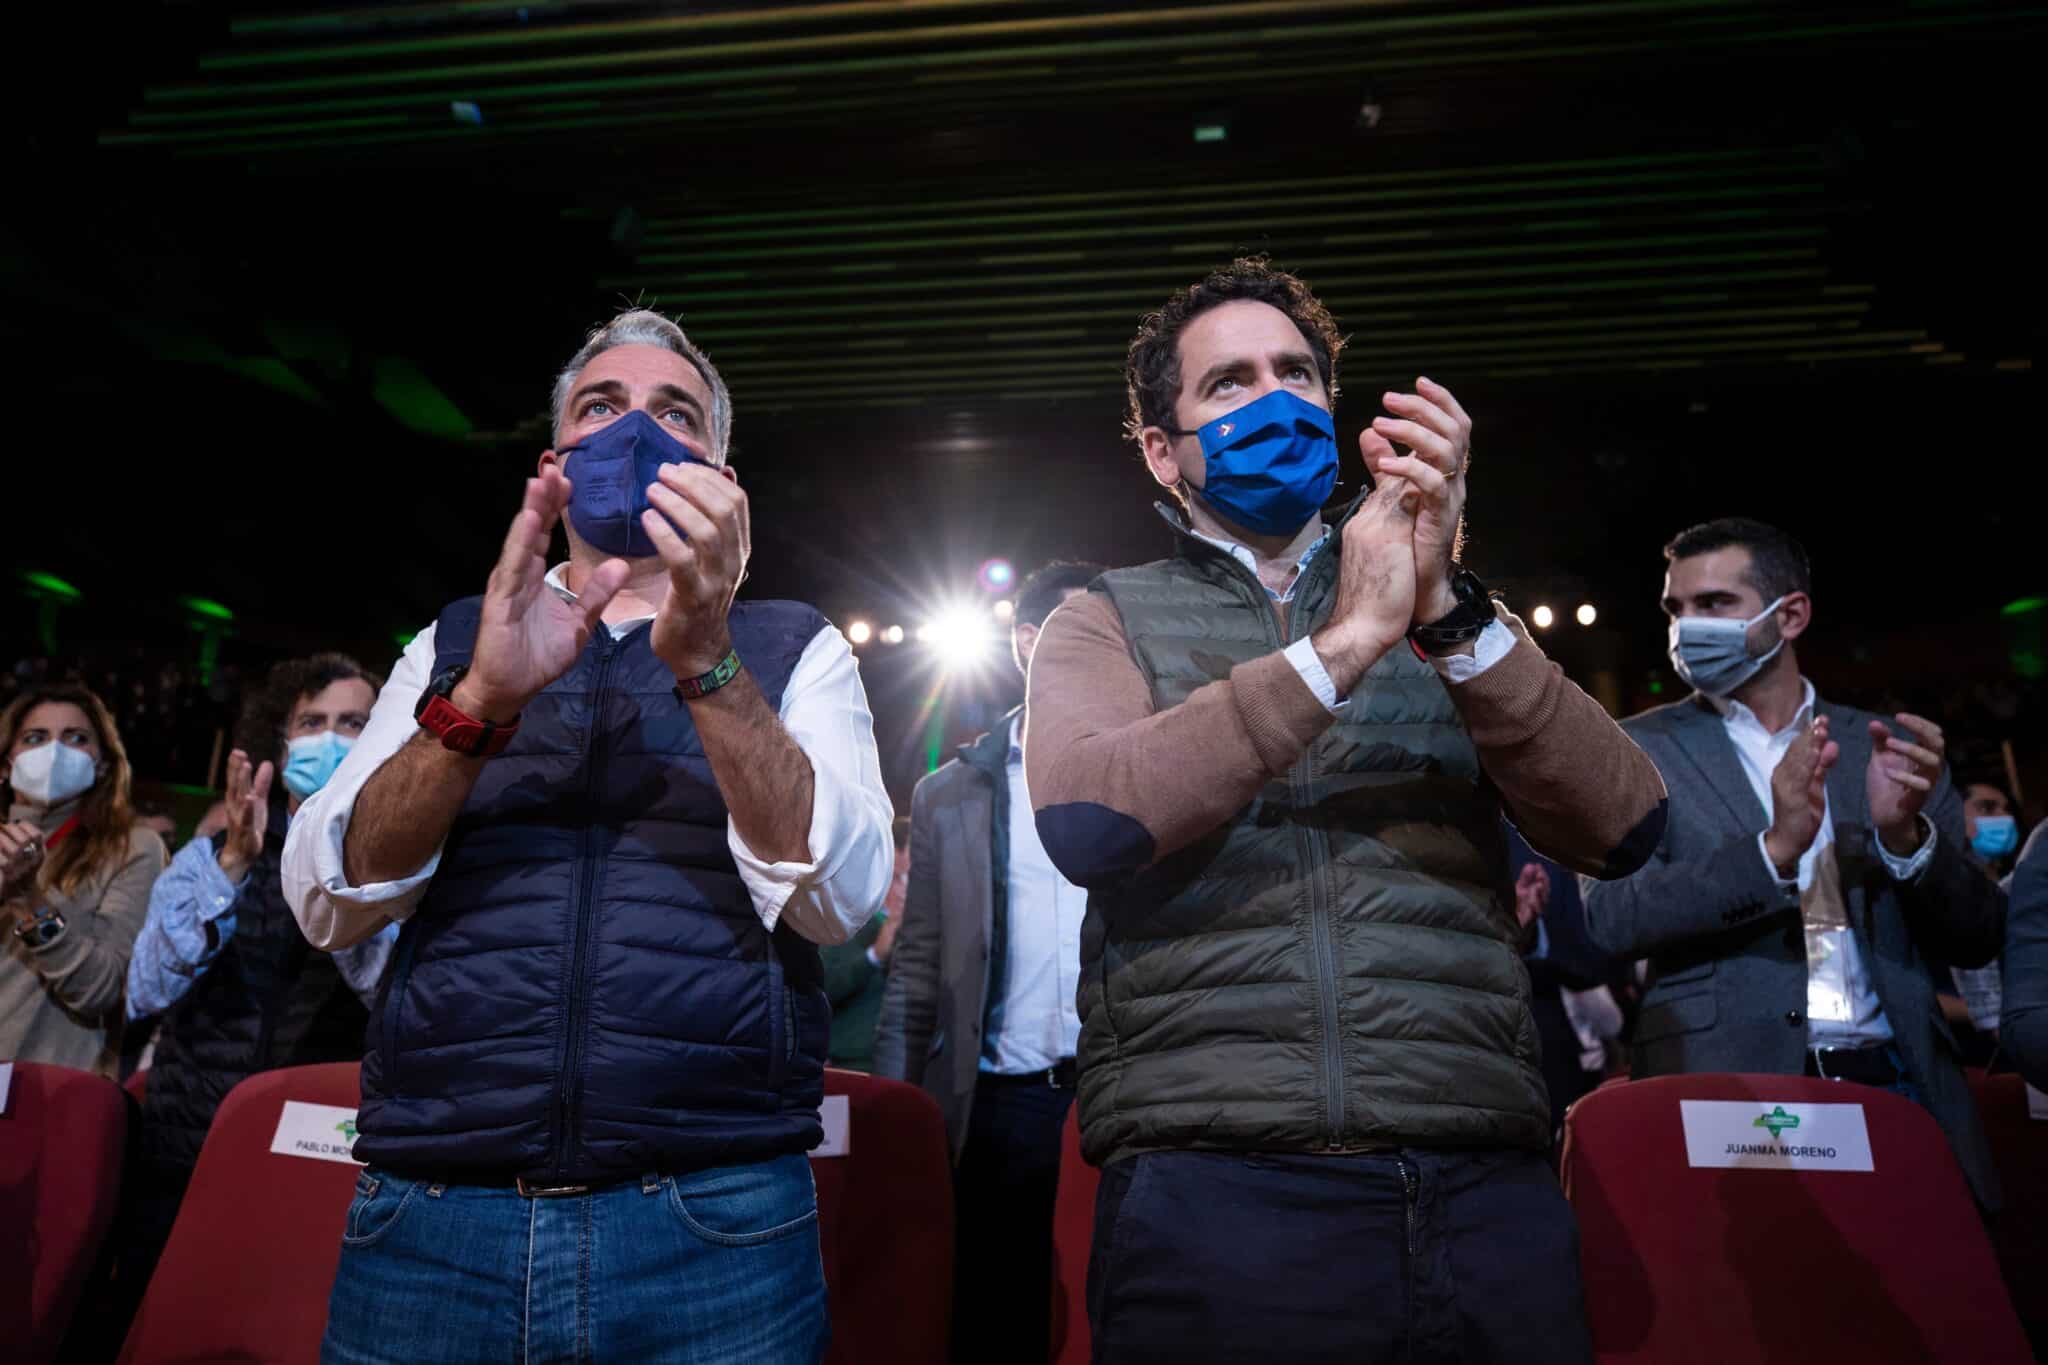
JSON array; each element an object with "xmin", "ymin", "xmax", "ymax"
[{"xmin": 355, "ymin": 596, "xmax": 831, "ymax": 1184}]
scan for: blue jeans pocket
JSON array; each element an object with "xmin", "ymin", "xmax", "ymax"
[
  {"xmin": 665, "ymin": 1155, "xmax": 818, "ymax": 1248},
  {"xmin": 341, "ymin": 1169, "xmax": 421, "ymax": 1248}
]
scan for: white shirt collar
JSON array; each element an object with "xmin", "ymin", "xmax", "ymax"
[
  {"xmin": 1710, "ymin": 675, "xmax": 1816, "ymax": 741},
  {"xmin": 1188, "ymin": 521, "xmax": 1329, "ymax": 604},
  {"xmin": 543, "ymin": 562, "xmax": 658, "ymax": 625}
]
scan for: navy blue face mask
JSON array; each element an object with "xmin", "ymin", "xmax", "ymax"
[
  {"xmin": 1166, "ymin": 389, "xmax": 1338, "ymax": 537},
  {"xmin": 557, "ymin": 409, "xmax": 712, "ymax": 558}
]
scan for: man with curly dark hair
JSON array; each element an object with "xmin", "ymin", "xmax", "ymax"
[
  {"xmin": 1026, "ymin": 258, "xmax": 1668, "ymax": 1361},
  {"xmin": 105, "ymin": 652, "xmax": 391, "ymax": 1337}
]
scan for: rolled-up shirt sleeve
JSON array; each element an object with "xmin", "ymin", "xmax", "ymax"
[
  {"xmin": 125, "ymin": 836, "xmax": 246, "ymax": 1019},
  {"xmin": 730, "ymin": 624, "xmax": 895, "ymax": 945},
  {"xmin": 281, "ymin": 627, "xmax": 441, "ymax": 951}
]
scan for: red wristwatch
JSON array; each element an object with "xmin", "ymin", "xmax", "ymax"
[{"xmin": 414, "ymin": 666, "xmax": 521, "ymax": 758}]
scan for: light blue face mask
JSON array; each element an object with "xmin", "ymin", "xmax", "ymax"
[
  {"xmin": 283, "ymin": 731, "xmax": 353, "ymax": 800},
  {"xmin": 1166, "ymin": 388, "xmax": 1338, "ymax": 537},
  {"xmin": 1971, "ymin": 814, "xmax": 2018, "ymax": 861}
]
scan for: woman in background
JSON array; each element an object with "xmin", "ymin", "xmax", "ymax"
[{"xmin": 0, "ymin": 683, "xmax": 165, "ymax": 1074}]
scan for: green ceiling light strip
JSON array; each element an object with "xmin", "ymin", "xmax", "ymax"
[
  {"xmin": 705, "ymin": 301, "xmax": 1870, "ymax": 372},
  {"xmin": 723, "ymin": 329, "xmax": 1925, "ymax": 398},
  {"xmin": 710, "ymin": 324, "xmax": 1913, "ymax": 386},
  {"xmin": 20, "ymin": 571, "xmax": 83, "ymax": 602},
  {"xmin": 180, "ymin": 596, "xmax": 235, "ymax": 622},
  {"xmin": 233, "ymin": 2, "xmax": 585, "ymax": 38},
  {"xmin": 624, "ymin": 199, "xmax": 1793, "ymax": 267},
  {"xmin": 371, "ymin": 356, "xmax": 474, "ymax": 438},
  {"xmin": 675, "ymin": 267, "xmax": 1827, "ymax": 340},
  {"xmin": 622, "ymin": 183, "xmax": 1821, "ymax": 262},
  {"xmin": 100, "ymin": 113, "xmax": 413, "ymax": 146},
  {"xmin": 222, "ymin": 0, "xmax": 1037, "ymax": 61},
  {"xmin": 624, "ymin": 246, "xmax": 1823, "ymax": 316},
  {"xmin": 155, "ymin": 0, "xmax": 1750, "ymax": 102},
  {"xmin": 613, "ymin": 229, "xmax": 1821, "ymax": 306},
  {"xmin": 140, "ymin": 0, "xmax": 1776, "ymax": 115},
  {"xmin": 641, "ymin": 148, "xmax": 1790, "ymax": 229}
]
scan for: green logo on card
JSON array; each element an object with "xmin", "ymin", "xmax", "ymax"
[{"xmin": 1753, "ymin": 1106, "xmax": 1801, "ymax": 1139}]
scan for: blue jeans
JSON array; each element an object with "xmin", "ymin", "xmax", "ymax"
[{"xmin": 321, "ymin": 1154, "xmax": 828, "ymax": 1364}]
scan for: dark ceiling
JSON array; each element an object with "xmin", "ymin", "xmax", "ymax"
[{"xmin": 5, "ymin": 0, "xmax": 2044, "ymax": 788}]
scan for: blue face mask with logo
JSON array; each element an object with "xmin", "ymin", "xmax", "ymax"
[
  {"xmin": 1971, "ymin": 814, "xmax": 2018, "ymax": 861},
  {"xmin": 558, "ymin": 409, "xmax": 711, "ymax": 559},
  {"xmin": 1169, "ymin": 389, "xmax": 1339, "ymax": 538},
  {"xmin": 282, "ymin": 730, "xmax": 353, "ymax": 801}
]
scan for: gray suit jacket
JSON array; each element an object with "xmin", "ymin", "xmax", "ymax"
[
  {"xmin": 872, "ymin": 714, "xmax": 1011, "ymax": 1160},
  {"xmin": 1583, "ymin": 691, "xmax": 2006, "ymax": 1208}
]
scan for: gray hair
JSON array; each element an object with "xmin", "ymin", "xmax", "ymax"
[{"xmin": 550, "ymin": 308, "xmax": 733, "ymax": 463}]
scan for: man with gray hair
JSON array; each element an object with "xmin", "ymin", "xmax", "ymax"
[{"xmin": 283, "ymin": 308, "xmax": 895, "ymax": 1362}]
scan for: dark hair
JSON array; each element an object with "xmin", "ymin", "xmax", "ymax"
[
  {"xmin": 1014, "ymin": 561, "xmax": 1107, "ymax": 629},
  {"xmin": 1124, "ymin": 256, "xmax": 1344, "ymax": 442},
  {"xmin": 891, "ymin": 816, "xmax": 912, "ymax": 852},
  {"xmin": 1663, "ymin": 517, "xmax": 1811, "ymax": 602},
  {"xmin": 235, "ymin": 653, "xmax": 385, "ymax": 764},
  {"xmin": 1957, "ymin": 776, "xmax": 2013, "ymax": 807}
]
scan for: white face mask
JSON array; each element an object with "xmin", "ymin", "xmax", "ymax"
[
  {"xmin": 1667, "ymin": 595, "xmax": 1788, "ymax": 697},
  {"xmin": 10, "ymin": 741, "xmax": 99, "ymax": 807}
]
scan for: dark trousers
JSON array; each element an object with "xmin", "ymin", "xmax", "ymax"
[
  {"xmin": 951, "ymin": 1072, "xmax": 1076, "ymax": 1365},
  {"xmin": 1087, "ymin": 1146, "xmax": 1592, "ymax": 1365}
]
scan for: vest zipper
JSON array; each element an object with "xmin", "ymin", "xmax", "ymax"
[
  {"xmin": 1294, "ymin": 544, "xmax": 1346, "ymax": 1148},
  {"xmin": 1225, "ymin": 552, "xmax": 1348, "ymax": 1151},
  {"xmin": 551, "ymin": 632, "xmax": 617, "ymax": 1179}
]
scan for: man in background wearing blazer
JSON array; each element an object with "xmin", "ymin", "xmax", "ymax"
[
  {"xmin": 873, "ymin": 560, "xmax": 1103, "ymax": 1365},
  {"xmin": 1583, "ymin": 517, "xmax": 2005, "ymax": 1209}
]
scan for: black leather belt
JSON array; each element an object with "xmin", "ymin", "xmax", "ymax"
[
  {"xmin": 982, "ymin": 1057, "xmax": 1078, "ymax": 1089},
  {"xmin": 1804, "ymin": 1044, "xmax": 1902, "ymax": 1087},
  {"xmin": 383, "ymin": 1170, "xmax": 647, "ymax": 1199}
]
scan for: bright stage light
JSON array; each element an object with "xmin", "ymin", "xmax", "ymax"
[
  {"xmin": 979, "ymin": 558, "xmax": 1015, "ymax": 592},
  {"xmin": 1532, "ymin": 605, "xmax": 1555, "ymax": 630},
  {"xmin": 924, "ymin": 605, "xmax": 992, "ymax": 673},
  {"xmin": 1575, "ymin": 603, "xmax": 1597, "ymax": 627},
  {"xmin": 847, "ymin": 620, "xmax": 873, "ymax": 645},
  {"xmin": 992, "ymin": 599, "xmax": 1014, "ymax": 622},
  {"xmin": 882, "ymin": 624, "xmax": 905, "ymax": 645}
]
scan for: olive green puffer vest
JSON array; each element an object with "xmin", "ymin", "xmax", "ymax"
[{"xmin": 1077, "ymin": 510, "xmax": 1549, "ymax": 1166}]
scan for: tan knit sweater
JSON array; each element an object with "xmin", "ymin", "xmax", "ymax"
[{"xmin": 1, "ymin": 801, "xmax": 165, "ymax": 1076}]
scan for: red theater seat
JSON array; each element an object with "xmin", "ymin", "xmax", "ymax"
[
  {"xmin": 1969, "ymin": 1070, "xmax": 2048, "ymax": 1351},
  {"xmin": 120, "ymin": 1061, "xmax": 363, "ymax": 1365},
  {"xmin": 1050, "ymin": 1102, "xmax": 1099, "ymax": 1365},
  {"xmin": 1562, "ymin": 1073, "xmax": 2029, "ymax": 1364},
  {"xmin": 815, "ymin": 1068, "xmax": 954, "ymax": 1365},
  {"xmin": 123, "ymin": 1067, "xmax": 147, "ymax": 1106},
  {"xmin": 0, "ymin": 1062, "xmax": 130, "ymax": 1365}
]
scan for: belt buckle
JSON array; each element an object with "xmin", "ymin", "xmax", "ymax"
[{"xmin": 515, "ymin": 1177, "xmax": 591, "ymax": 1199}]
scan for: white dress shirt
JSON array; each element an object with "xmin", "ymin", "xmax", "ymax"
[
  {"xmin": 281, "ymin": 564, "xmax": 895, "ymax": 951},
  {"xmin": 1189, "ymin": 524, "xmax": 1517, "ymax": 711},
  {"xmin": 984, "ymin": 721, "xmax": 1087, "ymax": 1074},
  {"xmin": 1712, "ymin": 678, "xmax": 1935, "ymax": 1048}
]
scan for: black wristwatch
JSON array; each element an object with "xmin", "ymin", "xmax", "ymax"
[
  {"xmin": 14, "ymin": 906, "xmax": 66, "ymax": 950},
  {"xmin": 1408, "ymin": 568, "xmax": 1498, "ymax": 655}
]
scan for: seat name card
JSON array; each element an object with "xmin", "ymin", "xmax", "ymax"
[
  {"xmin": 1679, "ymin": 1099, "xmax": 1874, "ymax": 1171},
  {"xmin": 270, "ymin": 1100, "xmax": 366, "ymax": 1165},
  {"xmin": 810, "ymin": 1094, "xmax": 850, "ymax": 1158}
]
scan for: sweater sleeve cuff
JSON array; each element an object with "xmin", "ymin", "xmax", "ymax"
[
  {"xmin": 1284, "ymin": 636, "xmax": 1345, "ymax": 713},
  {"xmin": 1429, "ymin": 619, "xmax": 1517, "ymax": 683},
  {"xmin": 1232, "ymin": 649, "xmax": 1337, "ymax": 774}
]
